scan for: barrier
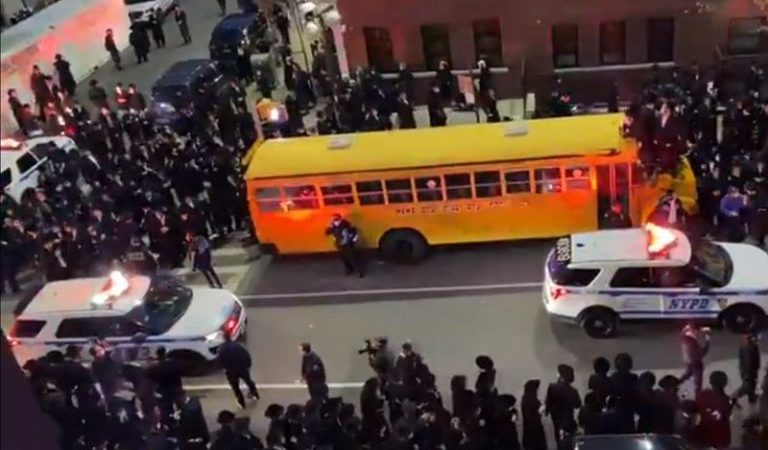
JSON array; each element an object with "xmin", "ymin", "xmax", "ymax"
[{"xmin": 0, "ymin": 0, "xmax": 130, "ymax": 136}]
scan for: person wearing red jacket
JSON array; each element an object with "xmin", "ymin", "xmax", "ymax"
[{"xmin": 695, "ymin": 371, "xmax": 733, "ymax": 449}]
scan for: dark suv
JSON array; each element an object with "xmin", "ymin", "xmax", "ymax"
[
  {"xmin": 151, "ymin": 59, "xmax": 233, "ymax": 126},
  {"xmin": 209, "ymin": 13, "xmax": 271, "ymax": 73}
]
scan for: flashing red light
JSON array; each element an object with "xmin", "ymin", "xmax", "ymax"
[
  {"xmin": 645, "ymin": 223, "xmax": 677, "ymax": 254},
  {"xmin": 551, "ymin": 287, "xmax": 567, "ymax": 300},
  {"xmin": 221, "ymin": 318, "xmax": 238, "ymax": 336}
]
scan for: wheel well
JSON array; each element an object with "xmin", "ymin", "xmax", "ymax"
[
  {"xmin": 378, "ymin": 228, "xmax": 427, "ymax": 249},
  {"xmin": 577, "ymin": 306, "xmax": 618, "ymax": 324},
  {"xmin": 717, "ymin": 303, "xmax": 766, "ymax": 323}
]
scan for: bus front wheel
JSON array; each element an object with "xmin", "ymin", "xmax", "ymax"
[{"xmin": 379, "ymin": 229, "xmax": 428, "ymax": 264}]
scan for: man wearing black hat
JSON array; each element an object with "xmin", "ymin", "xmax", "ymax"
[
  {"xmin": 652, "ymin": 375, "xmax": 680, "ymax": 434},
  {"xmin": 122, "ymin": 235, "xmax": 157, "ymax": 275},
  {"xmin": 545, "ymin": 364, "xmax": 581, "ymax": 448},
  {"xmin": 217, "ymin": 332, "xmax": 259, "ymax": 409},
  {"xmin": 145, "ymin": 346, "xmax": 185, "ymax": 428}
]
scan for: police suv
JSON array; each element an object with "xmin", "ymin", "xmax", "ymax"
[
  {"xmin": 8, "ymin": 272, "xmax": 246, "ymax": 372},
  {"xmin": 543, "ymin": 224, "xmax": 768, "ymax": 338}
]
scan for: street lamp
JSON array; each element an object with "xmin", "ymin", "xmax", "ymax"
[{"xmin": 295, "ymin": 1, "xmax": 342, "ymax": 77}]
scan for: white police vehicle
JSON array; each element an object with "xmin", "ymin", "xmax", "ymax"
[
  {"xmin": 1, "ymin": 136, "xmax": 77, "ymax": 201},
  {"xmin": 124, "ymin": 0, "xmax": 174, "ymax": 23},
  {"xmin": 8, "ymin": 272, "xmax": 246, "ymax": 372},
  {"xmin": 543, "ymin": 224, "xmax": 768, "ymax": 338}
]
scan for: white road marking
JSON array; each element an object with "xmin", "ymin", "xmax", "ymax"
[
  {"xmin": 239, "ymin": 282, "xmax": 543, "ymax": 300},
  {"xmin": 185, "ymin": 382, "xmax": 365, "ymax": 391}
]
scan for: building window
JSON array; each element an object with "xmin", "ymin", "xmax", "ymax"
[
  {"xmin": 728, "ymin": 17, "xmax": 768, "ymax": 55},
  {"xmin": 600, "ymin": 21, "xmax": 626, "ymax": 65},
  {"xmin": 421, "ymin": 24, "xmax": 452, "ymax": 71},
  {"xmin": 647, "ymin": 18, "xmax": 674, "ymax": 62},
  {"xmin": 473, "ymin": 19, "xmax": 503, "ymax": 66},
  {"xmin": 363, "ymin": 27, "xmax": 396, "ymax": 71},
  {"xmin": 552, "ymin": 24, "xmax": 579, "ymax": 68}
]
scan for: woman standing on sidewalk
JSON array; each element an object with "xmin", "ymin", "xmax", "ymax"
[{"xmin": 187, "ymin": 232, "xmax": 223, "ymax": 288}]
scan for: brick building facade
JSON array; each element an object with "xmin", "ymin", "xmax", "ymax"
[{"xmin": 334, "ymin": 0, "xmax": 767, "ymax": 103}]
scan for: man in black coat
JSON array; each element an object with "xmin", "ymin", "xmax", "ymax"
[
  {"xmin": 149, "ymin": 9, "xmax": 166, "ymax": 48},
  {"xmin": 7, "ymin": 89, "xmax": 24, "ymax": 132},
  {"xmin": 397, "ymin": 61, "xmax": 414, "ymax": 101},
  {"xmin": 732, "ymin": 332, "xmax": 761, "ymax": 405},
  {"xmin": 300, "ymin": 342, "xmax": 327, "ymax": 399},
  {"xmin": 396, "ymin": 92, "xmax": 416, "ymax": 129},
  {"xmin": 609, "ymin": 353, "xmax": 638, "ymax": 433},
  {"xmin": 217, "ymin": 333, "xmax": 260, "ymax": 408},
  {"xmin": 427, "ymin": 83, "xmax": 447, "ymax": 127},
  {"xmin": 104, "ymin": 28, "xmax": 123, "ymax": 70},
  {"xmin": 29, "ymin": 65, "xmax": 52, "ymax": 118},
  {"xmin": 545, "ymin": 364, "xmax": 581, "ymax": 448},
  {"xmin": 53, "ymin": 54, "xmax": 77, "ymax": 96},
  {"xmin": 145, "ymin": 346, "xmax": 185, "ymax": 427},
  {"xmin": 88, "ymin": 80, "xmax": 110, "ymax": 110},
  {"xmin": 129, "ymin": 24, "xmax": 150, "ymax": 63}
]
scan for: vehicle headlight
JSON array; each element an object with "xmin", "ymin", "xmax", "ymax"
[{"xmin": 206, "ymin": 330, "xmax": 223, "ymax": 342}]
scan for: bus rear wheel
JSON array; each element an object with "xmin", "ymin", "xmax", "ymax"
[
  {"xmin": 379, "ymin": 229, "xmax": 428, "ymax": 264},
  {"xmin": 580, "ymin": 307, "xmax": 618, "ymax": 338}
]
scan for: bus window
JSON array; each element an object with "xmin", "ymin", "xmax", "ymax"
[
  {"xmin": 385, "ymin": 179, "xmax": 414, "ymax": 204},
  {"xmin": 445, "ymin": 173, "xmax": 472, "ymax": 200},
  {"xmin": 474, "ymin": 171, "xmax": 501, "ymax": 198},
  {"xmin": 504, "ymin": 170, "xmax": 531, "ymax": 194},
  {"xmin": 321, "ymin": 184, "xmax": 354, "ymax": 205},
  {"xmin": 416, "ymin": 177, "xmax": 443, "ymax": 202},
  {"xmin": 356, "ymin": 181, "xmax": 385, "ymax": 205},
  {"xmin": 255, "ymin": 187, "xmax": 281, "ymax": 212},
  {"xmin": 535, "ymin": 168, "xmax": 562, "ymax": 193},
  {"xmin": 565, "ymin": 166, "xmax": 591, "ymax": 190},
  {"xmin": 285, "ymin": 185, "xmax": 319, "ymax": 210}
]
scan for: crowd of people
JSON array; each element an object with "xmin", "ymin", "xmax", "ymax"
[
  {"xmin": 1, "ymin": 56, "xmax": 255, "ymax": 293},
  {"xmin": 16, "ymin": 324, "xmax": 767, "ymax": 450},
  {"xmin": 612, "ymin": 64, "xmax": 768, "ymax": 246}
]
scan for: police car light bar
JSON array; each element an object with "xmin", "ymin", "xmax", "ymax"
[
  {"xmin": 91, "ymin": 271, "xmax": 130, "ymax": 306},
  {"xmin": 0, "ymin": 138, "xmax": 22, "ymax": 149},
  {"xmin": 645, "ymin": 223, "xmax": 677, "ymax": 254}
]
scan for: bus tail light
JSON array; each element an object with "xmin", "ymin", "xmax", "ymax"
[{"xmin": 551, "ymin": 287, "xmax": 567, "ymax": 301}]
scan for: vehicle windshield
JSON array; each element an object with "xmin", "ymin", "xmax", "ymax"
[
  {"xmin": 211, "ymin": 26, "xmax": 244, "ymax": 46},
  {"xmin": 689, "ymin": 241, "xmax": 733, "ymax": 287},
  {"xmin": 125, "ymin": 277, "xmax": 192, "ymax": 335}
]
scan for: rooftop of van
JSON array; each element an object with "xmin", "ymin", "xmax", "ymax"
[
  {"xmin": 569, "ymin": 228, "xmax": 692, "ymax": 267},
  {"xmin": 244, "ymin": 114, "xmax": 632, "ymax": 180}
]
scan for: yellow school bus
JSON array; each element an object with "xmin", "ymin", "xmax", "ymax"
[{"xmin": 245, "ymin": 114, "xmax": 696, "ymax": 262}]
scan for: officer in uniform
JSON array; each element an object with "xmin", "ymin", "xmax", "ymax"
[{"xmin": 325, "ymin": 213, "xmax": 364, "ymax": 277}]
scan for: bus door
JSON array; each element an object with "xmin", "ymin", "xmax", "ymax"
[{"xmin": 596, "ymin": 163, "xmax": 631, "ymax": 228}]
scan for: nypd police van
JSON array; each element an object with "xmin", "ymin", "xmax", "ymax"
[
  {"xmin": 8, "ymin": 272, "xmax": 246, "ymax": 373},
  {"xmin": 543, "ymin": 224, "xmax": 768, "ymax": 338}
]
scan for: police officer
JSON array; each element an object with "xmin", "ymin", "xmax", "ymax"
[
  {"xmin": 731, "ymin": 332, "xmax": 761, "ymax": 405},
  {"xmin": 300, "ymin": 342, "xmax": 327, "ymax": 399},
  {"xmin": 145, "ymin": 346, "xmax": 185, "ymax": 428},
  {"xmin": 325, "ymin": 213, "xmax": 365, "ymax": 277},
  {"xmin": 217, "ymin": 333, "xmax": 260, "ymax": 408}
]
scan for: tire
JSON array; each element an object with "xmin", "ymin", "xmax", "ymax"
[
  {"xmin": 379, "ymin": 229, "xmax": 429, "ymax": 264},
  {"xmin": 722, "ymin": 305, "xmax": 764, "ymax": 333},
  {"xmin": 168, "ymin": 350, "xmax": 210, "ymax": 377},
  {"xmin": 580, "ymin": 308, "xmax": 619, "ymax": 338}
]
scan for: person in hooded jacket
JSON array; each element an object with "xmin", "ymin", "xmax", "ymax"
[{"xmin": 521, "ymin": 379, "xmax": 547, "ymax": 450}]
